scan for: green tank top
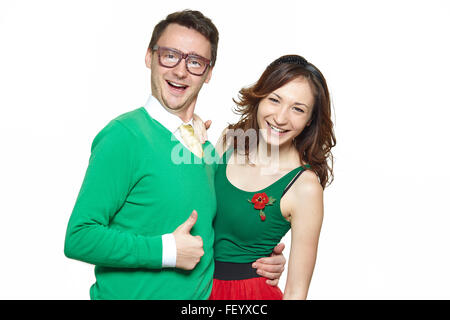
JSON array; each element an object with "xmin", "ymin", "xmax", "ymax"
[{"xmin": 213, "ymin": 149, "xmax": 310, "ymax": 263}]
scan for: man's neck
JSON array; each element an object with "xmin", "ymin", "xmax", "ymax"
[
  {"xmin": 175, "ymin": 107, "xmax": 195, "ymax": 123},
  {"xmin": 152, "ymin": 94, "xmax": 196, "ymax": 123}
]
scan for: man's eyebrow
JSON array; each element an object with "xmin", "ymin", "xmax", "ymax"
[
  {"xmin": 272, "ymin": 92, "xmax": 310, "ymax": 109},
  {"xmin": 187, "ymin": 51, "xmax": 208, "ymax": 58}
]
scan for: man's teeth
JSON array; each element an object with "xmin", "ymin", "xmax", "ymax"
[
  {"xmin": 269, "ymin": 123, "xmax": 288, "ymax": 133},
  {"xmin": 168, "ymin": 81, "xmax": 187, "ymax": 88}
]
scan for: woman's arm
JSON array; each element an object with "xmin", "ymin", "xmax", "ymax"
[
  {"xmin": 283, "ymin": 171, "xmax": 324, "ymax": 300},
  {"xmin": 192, "ymin": 113, "xmax": 211, "ymax": 144},
  {"xmin": 192, "ymin": 113, "xmax": 233, "ymax": 159}
]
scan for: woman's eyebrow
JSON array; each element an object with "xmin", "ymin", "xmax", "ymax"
[{"xmin": 272, "ymin": 92, "xmax": 310, "ymax": 109}]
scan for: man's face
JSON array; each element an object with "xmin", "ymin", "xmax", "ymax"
[{"xmin": 145, "ymin": 23, "xmax": 213, "ymax": 116}]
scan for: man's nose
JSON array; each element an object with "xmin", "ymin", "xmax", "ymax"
[{"xmin": 172, "ymin": 60, "xmax": 189, "ymax": 78}]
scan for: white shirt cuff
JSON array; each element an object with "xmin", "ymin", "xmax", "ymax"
[{"xmin": 161, "ymin": 233, "xmax": 177, "ymax": 268}]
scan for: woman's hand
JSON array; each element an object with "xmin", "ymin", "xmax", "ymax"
[{"xmin": 192, "ymin": 113, "xmax": 212, "ymax": 144}]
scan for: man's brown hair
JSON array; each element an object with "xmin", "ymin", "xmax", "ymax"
[{"xmin": 148, "ymin": 10, "xmax": 219, "ymax": 67}]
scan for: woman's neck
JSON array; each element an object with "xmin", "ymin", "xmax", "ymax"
[{"xmin": 249, "ymin": 141, "xmax": 300, "ymax": 173}]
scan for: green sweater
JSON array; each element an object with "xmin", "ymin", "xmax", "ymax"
[{"xmin": 64, "ymin": 107, "xmax": 217, "ymax": 300}]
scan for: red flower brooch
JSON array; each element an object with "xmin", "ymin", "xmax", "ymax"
[{"xmin": 248, "ymin": 192, "xmax": 276, "ymax": 221}]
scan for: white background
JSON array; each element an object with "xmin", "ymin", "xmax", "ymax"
[{"xmin": 1, "ymin": 0, "xmax": 449, "ymax": 299}]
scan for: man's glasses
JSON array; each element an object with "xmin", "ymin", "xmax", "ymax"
[{"xmin": 152, "ymin": 45, "xmax": 212, "ymax": 76}]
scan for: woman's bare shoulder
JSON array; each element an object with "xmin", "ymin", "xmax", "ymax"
[
  {"xmin": 295, "ymin": 170, "xmax": 323, "ymax": 195},
  {"xmin": 281, "ymin": 169, "xmax": 323, "ymax": 221}
]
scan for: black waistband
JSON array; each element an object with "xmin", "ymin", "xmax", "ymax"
[{"xmin": 213, "ymin": 260, "xmax": 261, "ymax": 280}]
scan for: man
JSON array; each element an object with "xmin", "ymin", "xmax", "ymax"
[{"xmin": 64, "ymin": 10, "xmax": 285, "ymax": 300}]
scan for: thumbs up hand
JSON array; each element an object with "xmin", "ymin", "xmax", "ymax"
[{"xmin": 172, "ymin": 210, "xmax": 204, "ymax": 270}]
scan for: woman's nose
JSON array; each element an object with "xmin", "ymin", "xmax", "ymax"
[{"xmin": 273, "ymin": 107, "xmax": 289, "ymax": 125}]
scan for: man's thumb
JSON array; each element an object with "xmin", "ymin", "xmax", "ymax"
[{"xmin": 178, "ymin": 210, "xmax": 198, "ymax": 233}]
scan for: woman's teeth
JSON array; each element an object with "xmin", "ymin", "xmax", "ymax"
[{"xmin": 268, "ymin": 123, "xmax": 288, "ymax": 133}]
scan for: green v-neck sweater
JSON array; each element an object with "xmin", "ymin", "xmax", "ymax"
[{"xmin": 64, "ymin": 107, "xmax": 217, "ymax": 300}]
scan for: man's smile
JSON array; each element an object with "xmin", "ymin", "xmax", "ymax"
[{"xmin": 166, "ymin": 80, "xmax": 189, "ymax": 92}]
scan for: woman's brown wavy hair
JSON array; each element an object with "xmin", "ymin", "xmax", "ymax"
[{"xmin": 226, "ymin": 55, "xmax": 336, "ymax": 189}]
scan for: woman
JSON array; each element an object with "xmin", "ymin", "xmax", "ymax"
[{"xmin": 207, "ymin": 54, "xmax": 335, "ymax": 299}]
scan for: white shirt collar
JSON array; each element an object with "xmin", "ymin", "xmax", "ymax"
[{"xmin": 143, "ymin": 94, "xmax": 193, "ymax": 133}]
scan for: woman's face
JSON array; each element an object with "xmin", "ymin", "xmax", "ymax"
[{"xmin": 257, "ymin": 77, "xmax": 315, "ymax": 148}]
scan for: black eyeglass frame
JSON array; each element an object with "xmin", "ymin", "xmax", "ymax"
[{"xmin": 152, "ymin": 45, "xmax": 212, "ymax": 76}]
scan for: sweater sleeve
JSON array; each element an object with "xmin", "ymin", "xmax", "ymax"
[{"xmin": 64, "ymin": 120, "xmax": 162, "ymax": 269}]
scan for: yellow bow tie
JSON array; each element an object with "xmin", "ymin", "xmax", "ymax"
[{"xmin": 179, "ymin": 124, "xmax": 203, "ymax": 158}]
